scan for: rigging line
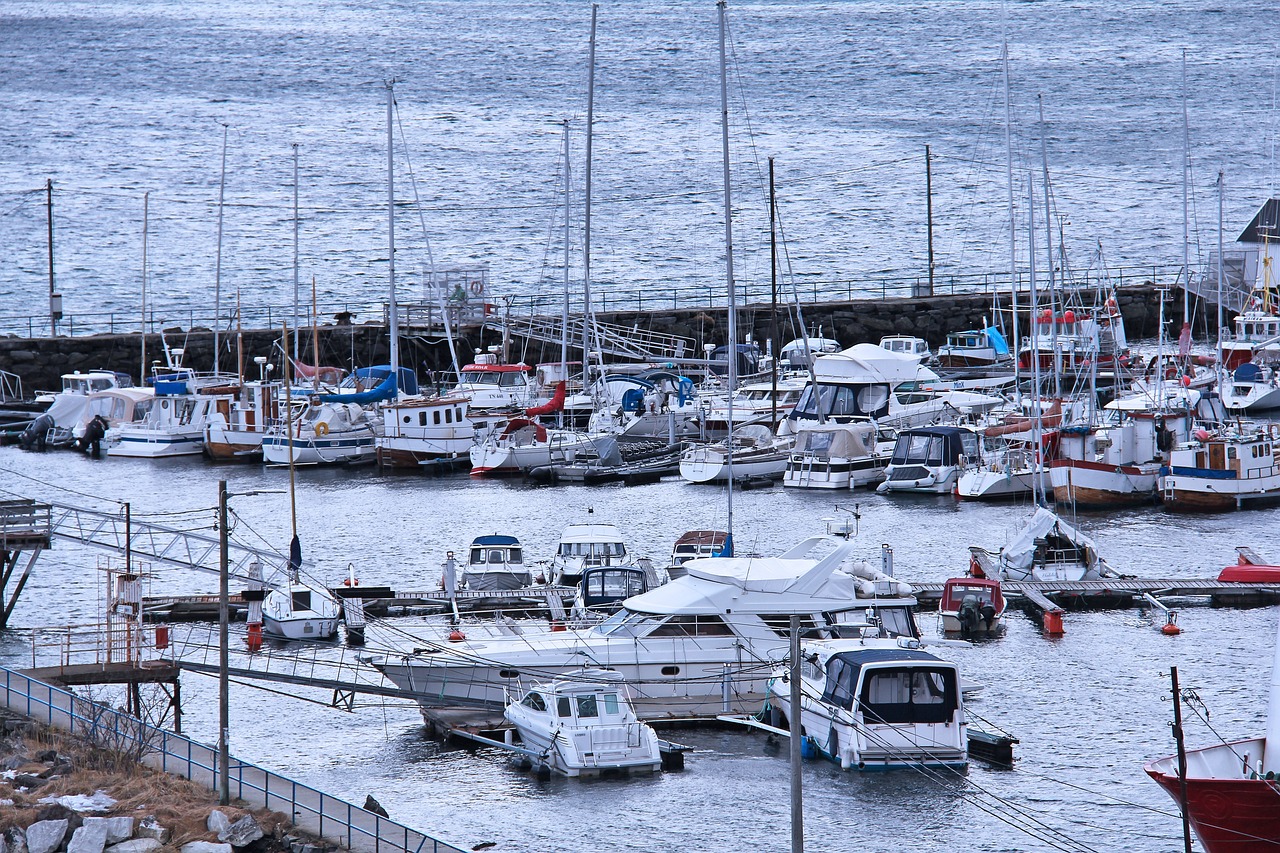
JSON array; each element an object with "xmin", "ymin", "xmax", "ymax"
[{"xmin": 0, "ymin": 470, "xmax": 124, "ymax": 507}]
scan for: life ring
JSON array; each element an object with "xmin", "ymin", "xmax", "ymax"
[
  {"xmin": 314, "ymin": 422, "xmax": 330, "ymax": 437},
  {"xmin": 470, "ymin": 281, "xmax": 484, "ymax": 297},
  {"xmin": 1269, "ymin": 423, "xmax": 1280, "ymax": 440}
]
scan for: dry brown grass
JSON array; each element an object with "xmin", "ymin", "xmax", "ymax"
[{"xmin": 0, "ymin": 727, "xmax": 296, "ymax": 847}]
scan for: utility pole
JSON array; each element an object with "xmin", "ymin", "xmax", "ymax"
[
  {"xmin": 217, "ymin": 480, "xmax": 230, "ymax": 806},
  {"xmin": 47, "ymin": 179, "xmax": 60, "ymax": 336},
  {"xmin": 925, "ymin": 145, "xmax": 935, "ymax": 297},
  {"xmin": 789, "ymin": 614, "xmax": 804, "ymax": 853}
]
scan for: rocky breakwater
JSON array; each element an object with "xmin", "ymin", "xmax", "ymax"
[{"xmin": 0, "ymin": 712, "xmax": 334, "ymax": 853}]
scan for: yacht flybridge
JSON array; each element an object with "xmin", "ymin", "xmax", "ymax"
[{"xmin": 373, "ymin": 535, "xmax": 919, "ymax": 721}]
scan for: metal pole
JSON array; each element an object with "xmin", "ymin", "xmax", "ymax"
[
  {"xmin": 719, "ymin": 0, "xmax": 737, "ymax": 540},
  {"xmin": 561, "ymin": 119, "xmax": 572, "ymax": 430},
  {"xmin": 1001, "ymin": 39, "xmax": 1021, "ymax": 399},
  {"xmin": 141, "ymin": 192, "xmax": 148, "ymax": 382},
  {"xmin": 124, "ymin": 502, "xmax": 131, "ymax": 575},
  {"xmin": 582, "ymin": 4, "xmax": 599, "ymax": 378},
  {"xmin": 1217, "ymin": 171, "xmax": 1225, "ymax": 343},
  {"xmin": 386, "ymin": 81, "xmax": 400, "ymax": 391},
  {"xmin": 789, "ymin": 614, "xmax": 804, "ymax": 853},
  {"xmin": 1181, "ymin": 50, "xmax": 1191, "ymax": 322},
  {"xmin": 293, "ymin": 144, "xmax": 300, "ymax": 362},
  {"xmin": 46, "ymin": 179, "xmax": 56, "ymax": 337},
  {"xmin": 925, "ymin": 145, "xmax": 934, "ymax": 297},
  {"xmin": 1170, "ymin": 666, "xmax": 1193, "ymax": 853},
  {"xmin": 217, "ymin": 479, "xmax": 230, "ymax": 806},
  {"xmin": 214, "ymin": 124, "xmax": 229, "ymax": 376},
  {"xmin": 769, "ymin": 157, "xmax": 778, "ymax": 430}
]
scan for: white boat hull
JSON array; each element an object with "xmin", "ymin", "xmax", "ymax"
[
  {"xmin": 463, "ymin": 569, "xmax": 532, "ymax": 591},
  {"xmin": 679, "ymin": 448, "xmax": 789, "ymax": 483},
  {"xmin": 1049, "ymin": 460, "xmax": 1158, "ymax": 507},
  {"xmin": 263, "ymin": 431, "xmax": 376, "ymax": 465},
  {"xmin": 107, "ymin": 428, "xmax": 205, "ymax": 458},
  {"xmin": 262, "ymin": 614, "xmax": 339, "ymax": 641},
  {"xmin": 783, "ymin": 456, "xmax": 886, "ymax": 490},
  {"xmin": 957, "ymin": 466, "xmax": 1050, "ymax": 501}
]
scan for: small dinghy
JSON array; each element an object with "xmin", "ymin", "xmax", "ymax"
[
  {"xmin": 938, "ymin": 574, "xmax": 1006, "ymax": 638},
  {"xmin": 504, "ymin": 669, "xmax": 663, "ymax": 777}
]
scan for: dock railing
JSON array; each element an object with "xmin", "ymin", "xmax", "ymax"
[{"xmin": 0, "ymin": 664, "xmax": 467, "ymax": 853}]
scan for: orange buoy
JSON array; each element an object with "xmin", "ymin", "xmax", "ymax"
[
  {"xmin": 1042, "ymin": 610, "xmax": 1065, "ymax": 635},
  {"xmin": 154, "ymin": 625, "xmax": 170, "ymax": 650},
  {"xmin": 550, "ymin": 620, "xmax": 567, "ymax": 632},
  {"xmin": 1161, "ymin": 623, "xmax": 1182, "ymax": 635},
  {"xmin": 448, "ymin": 628, "xmax": 466, "ymax": 642},
  {"xmin": 246, "ymin": 623, "xmax": 263, "ymax": 651}
]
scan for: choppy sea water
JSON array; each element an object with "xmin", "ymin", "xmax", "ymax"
[
  {"xmin": 1, "ymin": 443, "xmax": 1278, "ymax": 852},
  {"xmin": 0, "ymin": 0, "xmax": 1277, "ymax": 329}
]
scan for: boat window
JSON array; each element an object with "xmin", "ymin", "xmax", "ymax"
[
  {"xmin": 291, "ymin": 590, "xmax": 312, "ymax": 612},
  {"xmin": 961, "ymin": 432, "xmax": 980, "ymax": 458},
  {"xmin": 509, "ymin": 548, "xmax": 523, "ymax": 563},
  {"xmin": 445, "ymin": 409, "xmax": 453, "ymax": 424},
  {"xmin": 861, "ymin": 667, "xmax": 957, "ymax": 725},
  {"xmin": 133, "ymin": 400, "xmax": 153, "ymax": 420},
  {"xmin": 647, "ymin": 615, "xmax": 735, "ymax": 637},
  {"xmin": 760, "ymin": 614, "xmax": 821, "ymax": 637},
  {"xmin": 461, "ymin": 371, "xmax": 501, "ymax": 386},
  {"xmin": 830, "ymin": 386, "xmax": 858, "ymax": 416},
  {"xmin": 90, "ymin": 378, "xmax": 113, "ymax": 392},
  {"xmin": 595, "ymin": 610, "xmax": 659, "ymax": 638},
  {"xmin": 584, "ymin": 571, "xmax": 646, "ymax": 601},
  {"xmin": 575, "ymin": 694, "xmax": 598, "ymax": 719},
  {"xmin": 877, "ymin": 607, "xmax": 920, "ymax": 639},
  {"xmin": 856, "ymin": 384, "xmax": 890, "ymax": 415},
  {"xmin": 602, "ymin": 693, "xmax": 620, "ymax": 715},
  {"xmin": 456, "ymin": 408, "xmax": 464, "ymax": 420},
  {"xmin": 521, "ymin": 692, "xmax": 547, "ymax": 712},
  {"xmin": 499, "ymin": 372, "xmax": 526, "ymax": 387},
  {"xmin": 1228, "ymin": 446, "xmax": 1237, "ymax": 460},
  {"xmin": 821, "ymin": 657, "xmax": 859, "ymax": 710},
  {"xmin": 487, "ymin": 549, "xmax": 505, "ymax": 564},
  {"xmin": 470, "ymin": 548, "xmax": 485, "ymax": 564},
  {"xmin": 557, "ymin": 697, "xmax": 572, "ymax": 718},
  {"xmin": 419, "ymin": 412, "xmax": 427, "ymax": 426}
]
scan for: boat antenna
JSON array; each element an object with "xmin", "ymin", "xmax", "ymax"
[
  {"xmin": 214, "ymin": 122, "xmax": 229, "ymax": 376},
  {"xmin": 718, "ymin": 0, "xmax": 737, "ymax": 548}
]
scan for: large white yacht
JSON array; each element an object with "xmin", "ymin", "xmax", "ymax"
[{"xmin": 372, "ymin": 535, "xmax": 919, "ymax": 721}]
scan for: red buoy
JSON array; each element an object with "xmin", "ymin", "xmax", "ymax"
[
  {"xmin": 448, "ymin": 628, "xmax": 466, "ymax": 642},
  {"xmin": 1042, "ymin": 611, "xmax": 1065, "ymax": 635},
  {"xmin": 246, "ymin": 623, "xmax": 263, "ymax": 651},
  {"xmin": 1161, "ymin": 623, "xmax": 1182, "ymax": 635},
  {"xmin": 154, "ymin": 625, "xmax": 170, "ymax": 650}
]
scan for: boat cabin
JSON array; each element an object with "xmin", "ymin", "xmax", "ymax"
[
  {"xmin": 671, "ymin": 530, "xmax": 729, "ymax": 567},
  {"xmin": 578, "ymin": 566, "xmax": 652, "ymax": 610},
  {"xmin": 878, "ymin": 336, "xmax": 931, "ymax": 361},
  {"xmin": 888, "ymin": 427, "xmax": 979, "ymax": 468},
  {"xmin": 470, "ymin": 535, "xmax": 523, "ymax": 567},
  {"xmin": 940, "ymin": 578, "xmax": 1004, "ymax": 614},
  {"xmin": 1169, "ymin": 431, "xmax": 1278, "ymax": 480},
  {"xmin": 61, "ymin": 370, "xmax": 132, "ymax": 395},
  {"xmin": 810, "ymin": 647, "xmax": 961, "ymax": 726}
]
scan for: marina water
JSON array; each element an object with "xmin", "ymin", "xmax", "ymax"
[{"xmin": 1, "ymin": 444, "xmax": 1277, "ymax": 852}]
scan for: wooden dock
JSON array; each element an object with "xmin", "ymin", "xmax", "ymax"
[{"xmin": 912, "ymin": 577, "xmax": 1280, "ymax": 609}]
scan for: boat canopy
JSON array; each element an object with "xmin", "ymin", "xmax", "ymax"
[
  {"xmin": 889, "ymin": 427, "xmax": 978, "ymax": 466},
  {"xmin": 792, "ymin": 421, "xmax": 877, "ymax": 457},
  {"xmin": 1235, "ymin": 362, "xmax": 1265, "ymax": 382},
  {"xmin": 559, "ymin": 523, "xmax": 626, "ymax": 545},
  {"xmin": 320, "ymin": 370, "xmax": 400, "ymax": 404},
  {"xmin": 1001, "ymin": 508, "xmax": 1098, "ymax": 574},
  {"xmin": 473, "ymin": 535, "xmax": 520, "ymax": 546},
  {"xmin": 819, "ymin": 647, "xmax": 957, "ymax": 722},
  {"xmin": 813, "ymin": 344, "xmax": 941, "ymax": 385}
]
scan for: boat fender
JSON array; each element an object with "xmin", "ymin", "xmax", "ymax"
[
  {"xmin": 315, "ymin": 421, "xmax": 330, "ymax": 437},
  {"xmin": 677, "ymin": 376, "xmax": 694, "ymax": 406},
  {"xmin": 448, "ymin": 628, "xmax": 466, "ymax": 642},
  {"xmin": 343, "ymin": 577, "xmax": 359, "ymax": 586},
  {"xmin": 968, "ymin": 554, "xmax": 986, "ymax": 579}
]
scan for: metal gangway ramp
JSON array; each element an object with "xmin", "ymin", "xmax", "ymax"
[{"xmin": 494, "ymin": 314, "xmax": 695, "ymax": 362}]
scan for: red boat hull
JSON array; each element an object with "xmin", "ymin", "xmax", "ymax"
[
  {"xmin": 1218, "ymin": 565, "xmax": 1280, "ymax": 583},
  {"xmin": 1146, "ymin": 765, "xmax": 1280, "ymax": 852}
]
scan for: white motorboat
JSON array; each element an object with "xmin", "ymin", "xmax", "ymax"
[
  {"xmin": 668, "ymin": 530, "xmax": 728, "ymax": 579},
  {"xmin": 679, "ymin": 425, "xmax": 792, "ymax": 483},
  {"xmin": 936, "ymin": 325, "xmax": 1011, "ymax": 369},
  {"xmin": 204, "ymin": 362, "xmax": 281, "ymax": 461},
  {"xmin": 877, "ymin": 426, "xmax": 983, "ymax": 494},
  {"xmin": 262, "ymin": 578, "xmax": 341, "ymax": 641},
  {"xmin": 782, "ymin": 420, "xmax": 889, "ymax": 490},
  {"xmin": 550, "ymin": 522, "xmax": 638, "ymax": 588},
  {"xmin": 449, "ymin": 352, "xmax": 536, "ymax": 414},
  {"xmin": 698, "ymin": 374, "xmax": 808, "ymax": 436},
  {"xmin": 767, "ymin": 637, "xmax": 967, "ymax": 771},
  {"xmin": 778, "ymin": 336, "xmax": 841, "ymax": 371},
  {"xmin": 377, "ymin": 395, "xmax": 474, "ymax": 469},
  {"xmin": 107, "ymin": 367, "xmax": 237, "ymax": 459},
  {"xmin": 462, "ymin": 535, "xmax": 531, "ymax": 591},
  {"xmin": 878, "ymin": 335, "xmax": 932, "ymax": 364},
  {"xmin": 262, "ymin": 398, "xmax": 378, "ymax": 466},
  {"xmin": 970, "ymin": 507, "xmax": 1120, "ymax": 583},
  {"xmin": 468, "ymin": 418, "xmax": 596, "ymax": 476},
  {"xmin": 51, "ymin": 386, "xmax": 155, "ymax": 450},
  {"xmin": 372, "ymin": 534, "xmax": 920, "ymax": 721},
  {"xmin": 1221, "ymin": 362, "xmax": 1280, "ymax": 412},
  {"xmin": 504, "ymin": 669, "xmax": 663, "ymax": 777}
]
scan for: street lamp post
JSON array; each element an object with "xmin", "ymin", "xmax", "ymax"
[{"xmin": 216, "ymin": 480, "xmax": 283, "ymax": 807}]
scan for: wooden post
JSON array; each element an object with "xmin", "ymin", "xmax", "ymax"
[{"xmin": 1170, "ymin": 666, "xmax": 1193, "ymax": 853}]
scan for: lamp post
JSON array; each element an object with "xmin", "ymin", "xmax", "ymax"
[{"xmin": 217, "ymin": 480, "xmax": 284, "ymax": 806}]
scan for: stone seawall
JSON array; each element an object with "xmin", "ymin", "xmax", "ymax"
[{"xmin": 0, "ymin": 284, "xmax": 1192, "ymax": 391}]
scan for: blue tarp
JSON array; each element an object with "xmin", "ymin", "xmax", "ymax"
[
  {"xmin": 318, "ymin": 370, "xmax": 399, "ymax": 404},
  {"xmin": 984, "ymin": 326, "xmax": 1010, "ymax": 356}
]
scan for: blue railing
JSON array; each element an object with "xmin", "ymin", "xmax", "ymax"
[{"xmin": 0, "ymin": 664, "xmax": 465, "ymax": 853}]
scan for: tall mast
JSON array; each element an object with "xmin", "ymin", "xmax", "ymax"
[
  {"xmin": 214, "ymin": 123, "xmax": 228, "ymax": 375},
  {"xmin": 769, "ymin": 157, "xmax": 779, "ymax": 430},
  {"xmin": 1002, "ymin": 40, "xmax": 1021, "ymax": 400},
  {"xmin": 387, "ymin": 81, "xmax": 400, "ymax": 394},
  {"xmin": 583, "ymin": 3, "xmax": 599, "ymax": 383},
  {"xmin": 925, "ymin": 144, "xmax": 935, "ymax": 297},
  {"xmin": 1182, "ymin": 49, "xmax": 1192, "ymax": 323},
  {"xmin": 1038, "ymin": 95, "xmax": 1059, "ymax": 398},
  {"xmin": 1217, "ymin": 171, "xmax": 1225, "ymax": 347},
  {"xmin": 293, "ymin": 143, "xmax": 301, "ymax": 361},
  {"xmin": 562, "ymin": 119, "xmax": 572, "ymax": 429},
  {"xmin": 719, "ymin": 0, "xmax": 737, "ymax": 542},
  {"xmin": 46, "ymin": 179, "xmax": 56, "ymax": 337},
  {"xmin": 141, "ymin": 191, "xmax": 149, "ymax": 383},
  {"xmin": 1027, "ymin": 174, "xmax": 1043, "ymax": 507}
]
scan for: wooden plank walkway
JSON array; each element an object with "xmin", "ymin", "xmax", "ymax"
[{"xmin": 912, "ymin": 577, "xmax": 1280, "ymax": 606}]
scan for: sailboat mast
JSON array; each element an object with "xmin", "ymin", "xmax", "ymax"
[
  {"xmin": 769, "ymin": 157, "xmax": 778, "ymax": 430},
  {"xmin": 387, "ymin": 81, "xmax": 401, "ymax": 392},
  {"xmin": 214, "ymin": 123, "xmax": 229, "ymax": 376},
  {"xmin": 141, "ymin": 191, "xmax": 148, "ymax": 384},
  {"xmin": 293, "ymin": 144, "xmax": 301, "ymax": 362},
  {"xmin": 562, "ymin": 119, "xmax": 572, "ymax": 429},
  {"xmin": 582, "ymin": 4, "xmax": 599, "ymax": 384},
  {"xmin": 718, "ymin": 0, "xmax": 737, "ymax": 538},
  {"xmin": 311, "ymin": 276, "xmax": 320, "ymax": 394},
  {"xmin": 1217, "ymin": 171, "xmax": 1225, "ymax": 345},
  {"xmin": 1001, "ymin": 41, "xmax": 1021, "ymax": 400},
  {"xmin": 1027, "ymin": 174, "xmax": 1043, "ymax": 507},
  {"xmin": 1182, "ymin": 50, "xmax": 1192, "ymax": 322},
  {"xmin": 1038, "ymin": 96, "xmax": 1059, "ymax": 398},
  {"xmin": 282, "ymin": 323, "xmax": 298, "ymax": 541}
]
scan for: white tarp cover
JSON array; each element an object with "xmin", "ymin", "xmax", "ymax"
[
  {"xmin": 792, "ymin": 421, "xmax": 876, "ymax": 458},
  {"xmin": 813, "ymin": 343, "xmax": 941, "ymax": 385},
  {"xmin": 1000, "ymin": 507, "xmax": 1098, "ymax": 572}
]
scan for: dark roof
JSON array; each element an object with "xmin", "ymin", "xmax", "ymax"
[
  {"xmin": 1237, "ymin": 199, "xmax": 1280, "ymax": 244},
  {"xmin": 832, "ymin": 648, "xmax": 942, "ymax": 668},
  {"xmin": 899, "ymin": 426, "xmax": 972, "ymax": 438},
  {"xmin": 472, "ymin": 535, "xmax": 520, "ymax": 546}
]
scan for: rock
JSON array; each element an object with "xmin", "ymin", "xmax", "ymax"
[
  {"xmin": 24, "ymin": 820, "xmax": 67, "ymax": 853},
  {"xmin": 206, "ymin": 811, "xmax": 231, "ymax": 835},
  {"xmin": 104, "ymin": 842, "xmax": 162, "ymax": 853},
  {"xmin": 134, "ymin": 820, "xmax": 169, "ymax": 844},
  {"xmin": 2, "ymin": 828, "xmax": 27, "ymax": 853},
  {"xmin": 34, "ymin": 750, "xmax": 58, "ymax": 763},
  {"xmin": 362, "ymin": 795, "xmax": 389, "ymax": 818},
  {"xmin": 85, "ymin": 818, "xmax": 133, "ymax": 846},
  {"xmin": 67, "ymin": 820, "xmax": 109, "ymax": 853},
  {"xmin": 289, "ymin": 843, "xmax": 323, "ymax": 853},
  {"xmin": 13, "ymin": 773, "xmax": 45, "ymax": 790},
  {"xmin": 219, "ymin": 816, "xmax": 262, "ymax": 848},
  {"xmin": 180, "ymin": 844, "xmax": 231, "ymax": 853},
  {"xmin": 1, "ymin": 755, "xmax": 25, "ymax": 770}
]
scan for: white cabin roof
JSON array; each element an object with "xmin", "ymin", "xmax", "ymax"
[
  {"xmin": 558, "ymin": 523, "xmax": 626, "ymax": 544},
  {"xmin": 813, "ymin": 343, "xmax": 940, "ymax": 385}
]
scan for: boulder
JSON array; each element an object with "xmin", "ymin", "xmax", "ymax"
[
  {"xmin": 362, "ymin": 795, "xmax": 389, "ymax": 818},
  {"xmin": 104, "ymin": 841, "xmax": 162, "ymax": 853},
  {"xmin": 85, "ymin": 818, "xmax": 133, "ymax": 846},
  {"xmin": 1, "ymin": 755, "xmax": 25, "ymax": 770},
  {"xmin": 24, "ymin": 820, "xmax": 67, "ymax": 853},
  {"xmin": 2, "ymin": 827, "xmax": 27, "ymax": 853},
  {"xmin": 179, "ymin": 844, "xmax": 231, "ymax": 853},
  {"xmin": 67, "ymin": 821, "xmax": 109, "ymax": 853},
  {"xmin": 206, "ymin": 811, "xmax": 231, "ymax": 836},
  {"xmin": 134, "ymin": 820, "xmax": 169, "ymax": 844},
  {"xmin": 13, "ymin": 773, "xmax": 45, "ymax": 790},
  {"xmin": 219, "ymin": 816, "xmax": 263, "ymax": 848},
  {"xmin": 34, "ymin": 750, "xmax": 58, "ymax": 763}
]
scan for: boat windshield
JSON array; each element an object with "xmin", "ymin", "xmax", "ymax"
[
  {"xmin": 595, "ymin": 610, "xmax": 661, "ymax": 638},
  {"xmin": 892, "ymin": 434, "xmax": 944, "ymax": 465},
  {"xmin": 559, "ymin": 542, "xmax": 625, "ymax": 558},
  {"xmin": 460, "ymin": 371, "xmax": 502, "ymax": 385}
]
